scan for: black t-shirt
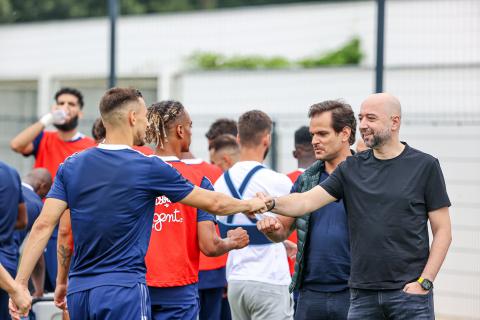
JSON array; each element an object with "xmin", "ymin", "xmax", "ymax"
[{"xmin": 320, "ymin": 143, "xmax": 450, "ymax": 290}]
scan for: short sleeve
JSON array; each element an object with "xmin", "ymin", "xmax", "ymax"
[
  {"xmin": 149, "ymin": 157, "xmax": 194, "ymax": 203},
  {"xmin": 320, "ymin": 163, "xmax": 345, "ymax": 200},
  {"xmin": 424, "ymin": 159, "xmax": 451, "ymax": 212},
  {"xmin": 32, "ymin": 131, "xmax": 44, "ymax": 157},
  {"xmin": 47, "ymin": 164, "xmax": 68, "ymax": 202},
  {"xmin": 197, "ymin": 176, "xmax": 216, "ymax": 223}
]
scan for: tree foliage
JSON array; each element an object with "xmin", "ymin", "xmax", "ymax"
[
  {"xmin": 188, "ymin": 37, "xmax": 363, "ymax": 70},
  {"xmin": 0, "ymin": 0, "xmax": 361, "ymax": 24}
]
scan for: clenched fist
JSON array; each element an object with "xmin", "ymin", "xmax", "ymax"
[
  {"xmin": 256, "ymin": 216, "xmax": 282, "ymax": 234},
  {"xmin": 227, "ymin": 227, "xmax": 249, "ymax": 250}
]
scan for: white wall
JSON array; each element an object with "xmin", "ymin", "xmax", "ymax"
[{"xmin": 0, "ymin": 0, "xmax": 479, "ymax": 79}]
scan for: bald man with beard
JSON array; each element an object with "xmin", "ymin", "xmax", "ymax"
[{"xmin": 256, "ymin": 93, "xmax": 452, "ymax": 320}]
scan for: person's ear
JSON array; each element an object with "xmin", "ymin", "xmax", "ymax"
[
  {"xmin": 341, "ymin": 127, "xmax": 351, "ymax": 143},
  {"xmin": 128, "ymin": 110, "xmax": 136, "ymax": 126},
  {"xmin": 292, "ymin": 150, "xmax": 298, "ymax": 159},
  {"xmin": 391, "ymin": 115, "xmax": 401, "ymax": 131},
  {"xmin": 176, "ymin": 124, "xmax": 184, "ymax": 139}
]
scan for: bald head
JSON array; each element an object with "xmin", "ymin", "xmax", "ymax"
[
  {"xmin": 24, "ymin": 168, "xmax": 52, "ymax": 198},
  {"xmin": 361, "ymin": 93, "xmax": 402, "ymax": 118},
  {"xmin": 359, "ymin": 93, "xmax": 403, "ymax": 149}
]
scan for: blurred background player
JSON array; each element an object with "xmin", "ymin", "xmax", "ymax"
[
  {"xmin": 214, "ymin": 110, "xmax": 294, "ymax": 320},
  {"xmin": 145, "ymin": 101, "xmax": 249, "ymax": 320},
  {"xmin": 210, "ymin": 134, "xmax": 240, "ymax": 172},
  {"xmin": 14, "ymin": 168, "xmax": 52, "ymax": 298},
  {"xmin": 286, "ymin": 126, "xmax": 316, "ymax": 183},
  {"xmin": 10, "ymin": 87, "xmax": 96, "ymax": 179},
  {"xmin": 205, "ymin": 118, "xmax": 238, "ymax": 165},
  {"xmin": 0, "ymin": 160, "xmax": 27, "ymax": 320},
  {"xmin": 10, "ymin": 87, "xmax": 96, "ymax": 296}
]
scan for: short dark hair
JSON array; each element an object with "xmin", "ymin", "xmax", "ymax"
[
  {"xmin": 55, "ymin": 87, "xmax": 84, "ymax": 109},
  {"xmin": 205, "ymin": 118, "xmax": 238, "ymax": 141},
  {"xmin": 91, "ymin": 118, "xmax": 106, "ymax": 141},
  {"xmin": 294, "ymin": 126, "xmax": 311, "ymax": 146},
  {"xmin": 211, "ymin": 134, "xmax": 239, "ymax": 152},
  {"xmin": 308, "ymin": 100, "xmax": 356, "ymax": 145},
  {"xmin": 146, "ymin": 100, "xmax": 186, "ymax": 148},
  {"xmin": 238, "ymin": 110, "xmax": 272, "ymax": 147},
  {"xmin": 99, "ymin": 87, "xmax": 143, "ymax": 117}
]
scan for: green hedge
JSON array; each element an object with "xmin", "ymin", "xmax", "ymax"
[{"xmin": 187, "ymin": 37, "xmax": 363, "ymax": 70}]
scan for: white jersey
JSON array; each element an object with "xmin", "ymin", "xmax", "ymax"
[{"xmin": 214, "ymin": 161, "xmax": 293, "ymax": 285}]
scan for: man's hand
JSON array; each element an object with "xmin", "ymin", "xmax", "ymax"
[
  {"xmin": 8, "ymin": 283, "xmax": 32, "ymax": 320},
  {"xmin": 39, "ymin": 108, "xmax": 68, "ymax": 127},
  {"xmin": 245, "ymin": 197, "xmax": 269, "ymax": 216},
  {"xmin": 257, "ymin": 216, "xmax": 282, "ymax": 234},
  {"xmin": 54, "ymin": 283, "xmax": 68, "ymax": 310},
  {"xmin": 283, "ymin": 240, "xmax": 298, "ymax": 259},
  {"xmin": 226, "ymin": 227, "xmax": 249, "ymax": 250},
  {"xmin": 403, "ymin": 281, "xmax": 429, "ymax": 295}
]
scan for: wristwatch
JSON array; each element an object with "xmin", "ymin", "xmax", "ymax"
[{"xmin": 417, "ymin": 277, "xmax": 433, "ymax": 291}]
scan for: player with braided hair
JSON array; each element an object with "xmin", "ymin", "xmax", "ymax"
[{"xmin": 145, "ymin": 100, "xmax": 250, "ymax": 320}]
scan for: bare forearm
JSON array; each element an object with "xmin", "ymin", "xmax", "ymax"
[
  {"xmin": 201, "ymin": 237, "xmax": 233, "ymax": 257},
  {"xmin": 10, "ymin": 122, "xmax": 44, "ymax": 153},
  {"xmin": 16, "ymin": 221, "xmax": 55, "ymax": 285},
  {"xmin": 56, "ymin": 214, "xmax": 73, "ymax": 285},
  {"xmin": 31, "ymin": 255, "xmax": 46, "ymax": 296},
  {"xmin": 0, "ymin": 264, "xmax": 17, "ymax": 294},
  {"xmin": 272, "ymin": 186, "xmax": 336, "ymax": 218},
  {"xmin": 421, "ymin": 227, "xmax": 452, "ymax": 281}
]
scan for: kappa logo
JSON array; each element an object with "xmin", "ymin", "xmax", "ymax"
[{"xmin": 152, "ymin": 209, "xmax": 184, "ymax": 231}]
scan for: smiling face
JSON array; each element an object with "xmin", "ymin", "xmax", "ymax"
[
  {"xmin": 358, "ymin": 94, "xmax": 401, "ymax": 149},
  {"xmin": 309, "ymin": 111, "xmax": 346, "ymax": 162}
]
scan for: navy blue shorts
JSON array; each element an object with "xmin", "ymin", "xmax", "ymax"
[
  {"xmin": 151, "ymin": 301, "xmax": 199, "ymax": 320},
  {"xmin": 67, "ymin": 283, "xmax": 151, "ymax": 320}
]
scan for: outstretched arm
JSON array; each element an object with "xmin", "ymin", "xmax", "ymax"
[
  {"xmin": 179, "ymin": 186, "xmax": 267, "ymax": 216},
  {"xmin": 259, "ymin": 185, "xmax": 336, "ymax": 218}
]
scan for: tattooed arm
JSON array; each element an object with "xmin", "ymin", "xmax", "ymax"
[{"xmin": 54, "ymin": 210, "xmax": 73, "ymax": 311}]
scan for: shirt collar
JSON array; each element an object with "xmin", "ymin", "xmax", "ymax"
[
  {"xmin": 181, "ymin": 158, "xmax": 203, "ymax": 165},
  {"xmin": 97, "ymin": 143, "xmax": 132, "ymax": 150},
  {"xmin": 21, "ymin": 182, "xmax": 34, "ymax": 191},
  {"xmin": 158, "ymin": 156, "xmax": 180, "ymax": 162}
]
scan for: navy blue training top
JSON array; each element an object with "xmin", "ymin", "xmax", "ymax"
[
  {"xmin": 293, "ymin": 171, "xmax": 350, "ymax": 292},
  {"xmin": 47, "ymin": 144, "xmax": 194, "ymax": 294},
  {"xmin": 0, "ymin": 161, "xmax": 24, "ymax": 272}
]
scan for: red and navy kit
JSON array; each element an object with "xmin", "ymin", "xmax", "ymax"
[
  {"xmin": 146, "ymin": 158, "xmax": 215, "ymax": 319},
  {"xmin": 32, "ymin": 131, "xmax": 96, "ymax": 179},
  {"xmin": 182, "ymin": 159, "xmax": 228, "ymax": 320},
  {"xmin": 47, "ymin": 144, "xmax": 194, "ymax": 319}
]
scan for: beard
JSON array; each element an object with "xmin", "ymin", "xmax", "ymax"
[
  {"xmin": 363, "ymin": 127, "xmax": 391, "ymax": 149},
  {"xmin": 54, "ymin": 115, "xmax": 79, "ymax": 132},
  {"xmin": 133, "ymin": 133, "xmax": 146, "ymax": 146}
]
